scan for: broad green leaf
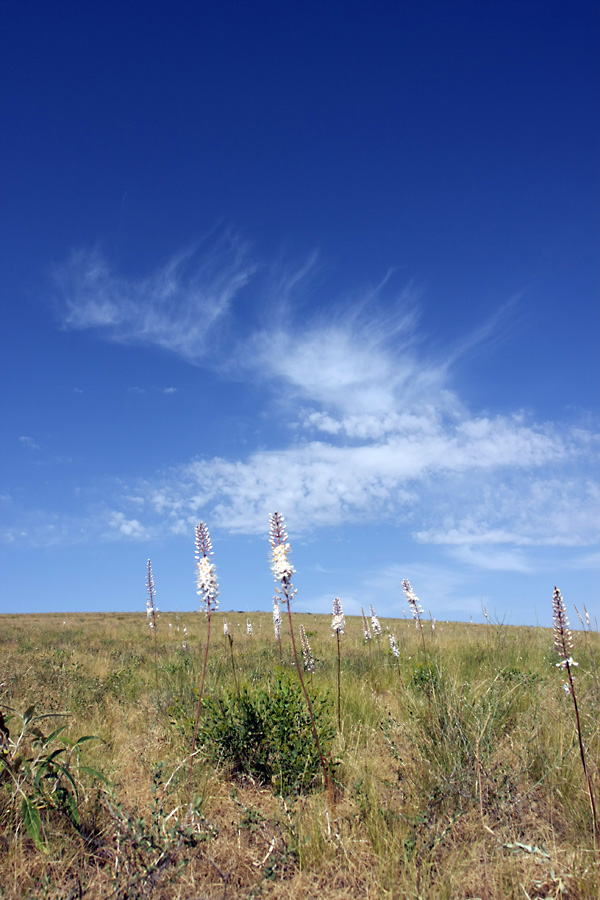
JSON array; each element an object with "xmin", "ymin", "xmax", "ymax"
[{"xmin": 21, "ymin": 796, "xmax": 46, "ymax": 852}]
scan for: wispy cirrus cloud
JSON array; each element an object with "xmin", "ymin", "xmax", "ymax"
[
  {"xmin": 6, "ymin": 240, "xmax": 595, "ymax": 578},
  {"xmin": 54, "ymin": 234, "xmax": 256, "ymax": 362},
  {"xmin": 246, "ymin": 283, "xmax": 437, "ymax": 416},
  {"xmin": 19, "ymin": 435, "xmax": 40, "ymax": 451},
  {"xmin": 3, "ymin": 506, "xmax": 154, "ymax": 548}
]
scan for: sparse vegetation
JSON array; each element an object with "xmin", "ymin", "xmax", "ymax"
[{"xmin": 2, "ymin": 603, "xmax": 599, "ymax": 899}]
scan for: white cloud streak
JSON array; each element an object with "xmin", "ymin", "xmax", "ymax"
[
  {"xmin": 19, "ymin": 435, "xmax": 40, "ymax": 450},
  {"xmin": 7, "ymin": 240, "xmax": 594, "ymax": 573},
  {"xmin": 54, "ymin": 235, "xmax": 256, "ymax": 362},
  {"xmin": 139, "ymin": 417, "xmax": 595, "ymax": 548}
]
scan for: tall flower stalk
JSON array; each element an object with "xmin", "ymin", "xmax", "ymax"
[
  {"xmin": 188, "ymin": 522, "xmax": 219, "ymax": 801},
  {"xmin": 361, "ymin": 606, "xmax": 374, "ymax": 687},
  {"xmin": 332, "ymin": 598, "xmax": 345, "ymax": 731},
  {"xmin": 146, "ymin": 559, "xmax": 160, "ymax": 699},
  {"xmin": 269, "ymin": 511, "xmax": 334, "ymax": 808},
  {"xmin": 553, "ymin": 587, "xmax": 599, "ymax": 848},
  {"xmin": 402, "ymin": 580, "xmax": 432, "ymax": 721}
]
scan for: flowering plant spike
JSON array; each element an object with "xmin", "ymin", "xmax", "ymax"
[
  {"xmin": 331, "ymin": 597, "xmax": 345, "ymax": 635},
  {"xmin": 195, "ymin": 522, "xmax": 219, "ymax": 613},
  {"xmin": 369, "ymin": 604, "xmax": 382, "ymax": 636},
  {"xmin": 267, "ymin": 511, "xmax": 334, "ymax": 809},
  {"xmin": 361, "ymin": 607, "xmax": 372, "ymax": 641},
  {"xmin": 553, "ymin": 587, "xmax": 578, "ymax": 675},
  {"xmin": 300, "ymin": 624, "xmax": 316, "ymax": 674},
  {"xmin": 402, "ymin": 579, "xmax": 424, "ymax": 623},
  {"xmin": 551, "ymin": 586, "xmax": 598, "ymax": 844},
  {"xmin": 146, "ymin": 559, "xmax": 159, "ymax": 629}
]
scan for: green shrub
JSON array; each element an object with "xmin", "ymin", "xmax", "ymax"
[{"xmin": 195, "ymin": 675, "xmax": 336, "ymax": 795}]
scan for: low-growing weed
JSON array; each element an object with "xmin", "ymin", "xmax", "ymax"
[{"xmin": 0, "ymin": 704, "xmax": 106, "ymax": 851}]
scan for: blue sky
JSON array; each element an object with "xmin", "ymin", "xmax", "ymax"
[{"xmin": 1, "ymin": 0, "xmax": 598, "ymax": 625}]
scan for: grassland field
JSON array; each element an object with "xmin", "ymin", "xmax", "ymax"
[{"xmin": 1, "ymin": 609, "xmax": 599, "ymax": 899}]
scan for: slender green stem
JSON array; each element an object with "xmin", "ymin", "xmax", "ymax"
[{"xmin": 153, "ymin": 626, "xmax": 159, "ymax": 701}]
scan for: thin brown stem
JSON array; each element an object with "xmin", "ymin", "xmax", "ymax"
[
  {"xmin": 336, "ymin": 631, "xmax": 341, "ymax": 732},
  {"xmin": 188, "ymin": 609, "xmax": 212, "ymax": 804},
  {"xmin": 228, "ymin": 633, "xmax": 239, "ymax": 696},
  {"xmin": 566, "ymin": 661, "xmax": 599, "ymax": 850},
  {"xmin": 282, "ymin": 582, "xmax": 334, "ymax": 811}
]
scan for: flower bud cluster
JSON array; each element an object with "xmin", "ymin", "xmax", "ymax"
[
  {"xmin": 553, "ymin": 586, "xmax": 575, "ymax": 666},
  {"xmin": 269, "ymin": 511, "xmax": 288, "ymax": 548},
  {"xmin": 389, "ymin": 633, "xmax": 400, "ymax": 659},
  {"xmin": 552, "ymin": 586, "xmax": 579, "ymax": 697}
]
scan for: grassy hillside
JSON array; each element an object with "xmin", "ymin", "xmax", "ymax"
[{"xmin": 1, "ymin": 607, "xmax": 599, "ymax": 899}]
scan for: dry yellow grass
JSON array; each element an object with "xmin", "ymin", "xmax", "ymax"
[{"xmin": 1, "ymin": 610, "xmax": 599, "ymax": 899}]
